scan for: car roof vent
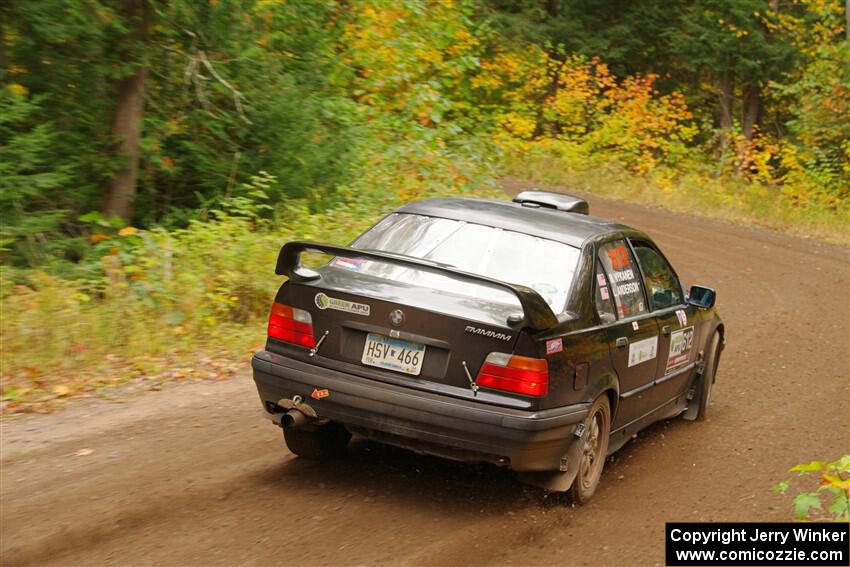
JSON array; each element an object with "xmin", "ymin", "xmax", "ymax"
[{"xmin": 512, "ymin": 190, "xmax": 589, "ymax": 215}]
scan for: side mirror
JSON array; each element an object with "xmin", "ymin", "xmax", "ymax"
[{"xmin": 688, "ymin": 285, "xmax": 716, "ymax": 309}]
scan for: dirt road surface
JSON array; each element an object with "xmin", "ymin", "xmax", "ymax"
[{"xmin": 3, "ymin": 184, "xmax": 848, "ymax": 567}]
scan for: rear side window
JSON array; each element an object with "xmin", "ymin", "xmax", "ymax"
[
  {"xmin": 594, "ymin": 260, "xmax": 616, "ymax": 323},
  {"xmin": 598, "ymin": 240, "xmax": 647, "ymax": 318},
  {"xmin": 630, "ymin": 240, "xmax": 684, "ymax": 310}
]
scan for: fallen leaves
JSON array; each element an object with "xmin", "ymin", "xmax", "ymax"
[
  {"xmin": 52, "ymin": 385, "xmax": 71, "ymax": 397},
  {"xmin": 1, "ymin": 352, "xmax": 247, "ymax": 415}
]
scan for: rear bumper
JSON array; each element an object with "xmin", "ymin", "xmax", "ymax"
[{"xmin": 252, "ymin": 350, "xmax": 589, "ymax": 472}]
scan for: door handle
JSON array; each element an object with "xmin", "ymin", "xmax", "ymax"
[
  {"xmin": 661, "ymin": 325, "xmax": 671, "ymax": 336},
  {"xmin": 615, "ymin": 337, "xmax": 629, "ymax": 348}
]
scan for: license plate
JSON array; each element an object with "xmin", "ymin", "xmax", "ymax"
[{"xmin": 361, "ymin": 333, "xmax": 426, "ymax": 376}]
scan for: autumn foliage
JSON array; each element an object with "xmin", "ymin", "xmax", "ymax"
[{"xmin": 1, "ymin": 0, "xmax": 847, "ymax": 409}]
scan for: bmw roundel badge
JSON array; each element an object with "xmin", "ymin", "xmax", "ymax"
[{"xmin": 389, "ymin": 309, "xmax": 405, "ymax": 327}]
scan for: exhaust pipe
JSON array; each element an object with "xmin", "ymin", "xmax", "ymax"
[
  {"xmin": 281, "ymin": 408, "xmax": 310, "ymax": 430},
  {"xmin": 271, "ymin": 396, "xmax": 320, "ymax": 429}
]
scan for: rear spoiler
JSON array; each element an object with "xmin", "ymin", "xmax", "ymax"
[{"xmin": 276, "ymin": 241, "xmax": 559, "ymax": 332}]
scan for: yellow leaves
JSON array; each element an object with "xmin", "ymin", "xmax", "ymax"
[
  {"xmin": 94, "ymin": 6, "xmax": 115, "ymax": 24},
  {"xmin": 734, "ymin": 129, "xmax": 780, "ymax": 184},
  {"xmin": 89, "ymin": 233, "xmax": 109, "ymax": 244},
  {"xmin": 821, "ymin": 472, "xmax": 850, "ymax": 491},
  {"xmin": 52, "ymin": 384, "xmax": 71, "ymax": 397},
  {"xmin": 165, "ymin": 117, "xmax": 185, "ymax": 136},
  {"xmin": 7, "ymin": 83, "xmax": 28, "ymax": 97},
  {"xmin": 500, "ymin": 113, "xmax": 536, "ymax": 140},
  {"xmin": 118, "ymin": 227, "xmax": 138, "ymax": 236},
  {"xmin": 343, "ymin": 0, "xmax": 483, "ymax": 121}
]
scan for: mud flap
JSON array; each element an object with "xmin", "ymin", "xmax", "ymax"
[
  {"xmin": 517, "ymin": 434, "xmax": 584, "ymax": 492},
  {"xmin": 682, "ymin": 359, "xmax": 707, "ymax": 421}
]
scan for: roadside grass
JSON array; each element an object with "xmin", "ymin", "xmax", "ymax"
[
  {"xmin": 2, "ymin": 146, "xmax": 847, "ymax": 415},
  {"xmin": 499, "ymin": 147, "xmax": 850, "ymax": 246},
  {"xmin": 0, "ymin": 166, "xmax": 504, "ymax": 414}
]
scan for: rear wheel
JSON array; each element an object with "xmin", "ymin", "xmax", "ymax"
[
  {"xmin": 696, "ymin": 332, "xmax": 722, "ymax": 421},
  {"xmin": 570, "ymin": 395, "xmax": 611, "ymax": 504},
  {"xmin": 283, "ymin": 422, "xmax": 351, "ymax": 460}
]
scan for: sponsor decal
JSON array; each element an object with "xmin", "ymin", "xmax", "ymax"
[
  {"xmin": 332, "ymin": 257, "xmax": 365, "ymax": 271},
  {"xmin": 628, "ymin": 335, "xmax": 658, "ymax": 367},
  {"xmin": 666, "ymin": 326, "xmax": 695, "ymax": 371},
  {"xmin": 600, "ymin": 286, "xmax": 610, "ymax": 300},
  {"xmin": 311, "ymin": 388, "xmax": 330, "ymax": 400},
  {"xmin": 314, "ymin": 292, "xmax": 370, "ymax": 316},
  {"xmin": 532, "ymin": 282, "xmax": 558, "ymax": 295},
  {"xmin": 675, "ymin": 309, "xmax": 688, "ymax": 327},
  {"xmin": 464, "ymin": 325, "xmax": 512, "ymax": 341},
  {"xmin": 632, "ymin": 320, "xmax": 640, "ymax": 331},
  {"xmin": 546, "ymin": 338, "xmax": 564, "ymax": 355},
  {"xmin": 596, "ymin": 273, "xmax": 607, "ymax": 287}
]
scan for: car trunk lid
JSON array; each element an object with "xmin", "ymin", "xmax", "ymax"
[{"xmin": 269, "ymin": 241, "xmax": 558, "ymax": 406}]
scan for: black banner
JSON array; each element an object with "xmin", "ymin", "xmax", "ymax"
[{"xmin": 666, "ymin": 523, "xmax": 849, "ymax": 566}]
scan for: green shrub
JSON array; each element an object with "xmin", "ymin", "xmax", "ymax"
[{"xmin": 773, "ymin": 456, "xmax": 850, "ymax": 521}]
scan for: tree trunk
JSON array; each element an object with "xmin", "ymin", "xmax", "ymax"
[
  {"xmin": 716, "ymin": 67, "xmax": 734, "ymax": 174},
  {"xmin": 103, "ymin": 0, "xmax": 151, "ymax": 223},
  {"xmin": 741, "ymin": 85, "xmax": 760, "ymax": 140},
  {"xmin": 846, "ymin": 0, "xmax": 849, "ymax": 43},
  {"xmin": 736, "ymin": 85, "xmax": 761, "ymax": 175}
]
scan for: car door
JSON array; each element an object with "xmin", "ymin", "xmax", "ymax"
[
  {"xmin": 597, "ymin": 240, "xmax": 660, "ymax": 429},
  {"xmin": 629, "ymin": 239, "xmax": 696, "ymax": 410}
]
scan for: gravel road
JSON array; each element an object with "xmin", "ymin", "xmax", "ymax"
[{"xmin": 3, "ymin": 186, "xmax": 848, "ymax": 567}]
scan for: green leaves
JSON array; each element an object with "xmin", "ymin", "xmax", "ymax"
[
  {"xmin": 790, "ymin": 460, "xmax": 829, "ymax": 473},
  {"xmin": 775, "ymin": 455, "xmax": 850, "ymax": 522},
  {"xmin": 793, "ymin": 492, "xmax": 823, "ymax": 519}
]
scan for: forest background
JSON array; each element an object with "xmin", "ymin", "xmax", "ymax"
[{"xmin": 1, "ymin": 0, "xmax": 848, "ymax": 409}]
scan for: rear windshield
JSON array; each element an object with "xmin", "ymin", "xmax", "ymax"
[{"xmin": 333, "ymin": 213, "xmax": 581, "ymax": 313}]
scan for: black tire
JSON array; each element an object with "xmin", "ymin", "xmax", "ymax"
[
  {"xmin": 283, "ymin": 421, "xmax": 351, "ymax": 460},
  {"xmin": 696, "ymin": 331, "xmax": 722, "ymax": 421},
  {"xmin": 570, "ymin": 395, "xmax": 611, "ymax": 504}
]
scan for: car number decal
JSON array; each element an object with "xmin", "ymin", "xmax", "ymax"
[{"xmin": 666, "ymin": 326, "xmax": 695, "ymax": 371}]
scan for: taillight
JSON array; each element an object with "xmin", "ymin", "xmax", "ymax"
[
  {"xmin": 267, "ymin": 303, "xmax": 315, "ymax": 348},
  {"xmin": 476, "ymin": 353, "xmax": 549, "ymax": 396}
]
